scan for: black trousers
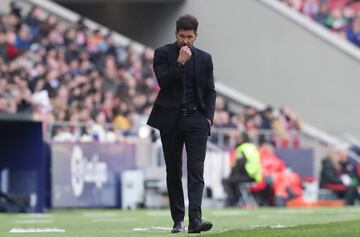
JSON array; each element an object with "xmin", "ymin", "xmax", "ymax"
[
  {"xmin": 160, "ymin": 110, "xmax": 209, "ymax": 223},
  {"xmin": 222, "ymin": 157, "xmax": 253, "ymax": 205},
  {"xmin": 335, "ymin": 186, "xmax": 360, "ymax": 205}
]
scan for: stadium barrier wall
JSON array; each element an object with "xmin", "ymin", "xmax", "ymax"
[
  {"xmin": 0, "ymin": 120, "xmax": 46, "ymax": 212},
  {"xmin": 276, "ymin": 148, "xmax": 314, "ymax": 178},
  {"xmin": 51, "ymin": 142, "xmax": 136, "ymax": 208}
]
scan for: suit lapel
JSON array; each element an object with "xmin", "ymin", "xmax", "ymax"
[
  {"xmin": 170, "ymin": 42, "xmax": 179, "ymax": 66},
  {"xmin": 193, "ymin": 47, "xmax": 201, "ymax": 86}
]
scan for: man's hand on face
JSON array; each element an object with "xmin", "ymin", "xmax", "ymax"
[{"xmin": 177, "ymin": 46, "xmax": 192, "ymax": 65}]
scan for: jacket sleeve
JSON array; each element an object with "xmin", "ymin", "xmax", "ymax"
[
  {"xmin": 153, "ymin": 47, "xmax": 185, "ymax": 88},
  {"xmin": 204, "ymin": 55, "xmax": 216, "ymax": 124}
]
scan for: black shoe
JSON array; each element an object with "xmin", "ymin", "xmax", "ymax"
[
  {"xmin": 188, "ymin": 219, "xmax": 213, "ymax": 234},
  {"xmin": 171, "ymin": 221, "xmax": 185, "ymax": 233}
]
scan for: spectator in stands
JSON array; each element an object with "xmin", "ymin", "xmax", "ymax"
[
  {"xmin": 315, "ymin": 1, "xmax": 331, "ymax": 26},
  {"xmin": 24, "ymin": 6, "xmax": 42, "ymax": 39},
  {"xmin": 320, "ymin": 148, "xmax": 360, "ymax": 205},
  {"xmin": 0, "ymin": 94, "xmax": 8, "ymax": 113},
  {"xmin": 343, "ymin": 3, "xmax": 357, "ymax": 20},
  {"xmin": 1, "ymin": 31, "xmax": 19, "ymax": 61},
  {"xmin": 259, "ymin": 106, "xmax": 274, "ymax": 145},
  {"xmin": 281, "ymin": 0, "xmax": 360, "ymax": 48},
  {"xmin": 10, "ymin": 2, "xmax": 22, "ymax": 18},
  {"xmin": 213, "ymin": 96, "xmax": 230, "ymax": 128},
  {"xmin": 281, "ymin": 0, "xmax": 304, "ymax": 11},
  {"xmin": 213, "ymin": 110, "xmax": 235, "ymax": 128},
  {"xmin": 243, "ymin": 105, "xmax": 257, "ymax": 122},
  {"xmin": 0, "ymin": 31, "xmax": 7, "ymax": 58},
  {"xmin": 230, "ymin": 113, "xmax": 246, "ymax": 132},
  {"xmin": 214, "ymin": 96, "xmax": 227, "ymax": 112},
  {"xmin": 346, "ymin": 16, "xmax": 360, "ymax": 46},
  {"xmin": 260, "ymin": 106, "xmax": 274, "ymax": 130},
  {"xmin": 278, "ymin": 106, "xmax": 301, "ymax": 147},
  {"xmin": 0, "ymin": 2, "xmax": 161, "ymax": 141},
  {"xmin": 349, "ymin": 144, "xmax": 360, "ymax": 157},
  {"xmin": 89, "ymin": 110, "xmax": 107, "ymax": 142},
  {"xmin": 244, "ymin": 112, "xmax": 262, "ymax": 142},
  {"xmin": 0, "ymin": 1, "xmax": 305, "ymax": 147},
  {"xmin": 271, "ymin": 115, "xmax": 289, "ymax": 147},
  {"xmin": 14, "ymin": 25, "xmax": 32, "ymax": 52},
  {"xmin": 52, "ymin": 126, "xmax": 76, "ymax": 142},
  {"xmin": 325, "ymin": 7, "xmax": 349, "ymax": 32},
  {"xmin": 302, "ymin": 0, "xmax": 320, "ymax": 18}
]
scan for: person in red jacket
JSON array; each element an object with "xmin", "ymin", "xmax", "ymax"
[{"xmin": 259, "ymin": 144, "xmax": 303, "ymax": 206}]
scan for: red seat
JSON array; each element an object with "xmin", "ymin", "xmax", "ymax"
[
  {"xmin": 323, "ymin": 183, "xmax": 347, "ymax": 191},
  {"xmin": 328, "ymin": 0, "xmax": 351, "ymax": 11},
  {"xmin": 351, "ymin": 2, "xmax": 360, "ymax": 11},
  {"xmin": 249, "ymin": 180, "xmax": 266, "ymax": 192}
]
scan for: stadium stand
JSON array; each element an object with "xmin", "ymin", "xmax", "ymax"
[
  {"xmin": 0, "ymin": 3, "xmax": 159, "ymax": 140},
  {"xmin": 280, "ymin": 0, "xmax": 360, "ymax": 47},
  {"xmin": 0, "ymin": 0, "xmax": 359, "ymax": 211},
  {"xmin": 0, "ymin": 1, "xmax": 302, "ymax": 147}
]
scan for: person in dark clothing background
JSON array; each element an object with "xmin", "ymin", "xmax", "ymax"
[
  {"xmin": 259, "ymin": 106, "xmax": 274, "ymax": 145},
  {"xmin": 222, "ymin": 132, "xmax": 262, "ymax": 206},
  {"xmin": 147, "ymin": 14, "xmax": 216, "ymax": 234},
  {"xmin": 320, "ymin": 148, "xmax": 360, "ymax": 205}
]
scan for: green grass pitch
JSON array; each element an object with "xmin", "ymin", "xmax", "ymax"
[{"xmin": 1, "ymin": 207, "xmax": 360, "ymax": 236}]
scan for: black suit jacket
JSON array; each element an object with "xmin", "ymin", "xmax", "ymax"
[{"xmin": 147, "ymin": 42, "xmax": 216, "ymax": 132}]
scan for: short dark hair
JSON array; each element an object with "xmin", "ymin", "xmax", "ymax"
[{"xmin": 176, "ymin": 14, "xmax": 199, "ymax": 33}]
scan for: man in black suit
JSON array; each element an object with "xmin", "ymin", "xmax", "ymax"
[{"xmin": 147, "ymin": 14, "xmax": 216, "ymax": 234}]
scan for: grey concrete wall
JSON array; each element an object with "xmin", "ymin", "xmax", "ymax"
[
  {"xmin": 56, "ymin": 1, "xmax": 184, "ymax": 48},
  {"xmin": 179, "ymin": 0, "xmax": 360, "ymax": 138},
  {"xmin": 0, "ymin": 0, "xmax": 12, "ymax": 13},
  {"xmin": 57, "ymin": 0, "xmax": 360, "ymax": 138}
]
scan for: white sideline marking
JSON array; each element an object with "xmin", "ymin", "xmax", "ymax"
[
  {"xmin": 270, "ymin": 224, "xmax": 288, "ymax": 229},
  {"xmin": 17, "ymin": 214, "xmax": 53, "ymax": 219},
  {"xmin": 250, "ymin": 224, "xmax": 288, "ymax": 229},
  {"xmin": 213, "ymin": 229, "xmax": 231, "ymax": 234},
  {"xmin": 9, "ymin": 228, "xmax": 65, "ymax": 233},
  {"xmin": 133, "ymin": 226, "xmax": 172, "ymax": 231},
  {"xmin": 15, "ymin": 220, "xmax": 54, "ymax": 224}
]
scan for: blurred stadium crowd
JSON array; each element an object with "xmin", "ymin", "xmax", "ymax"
[
  {"xmin": 280, "ymin": 0, "xmax": 360, "ymax": 47},
  {"xmin": 0, "ymin": 3, "xmax": 158, "ymax": 141},
  {"xmin": 0, "ymin": 1, "xmax": 359, "ymax": 210},
  {"xmin": 0, "ymin": 2, "xmax": 301, "ymax": 146}
]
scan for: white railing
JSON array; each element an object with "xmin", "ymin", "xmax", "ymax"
[
  {"xmin": 45, "ymin": 121, "xmax": 138, "ymax": 143},
  {"xmin": 46, "ymin": 120, "xmax": 304, "ymax": 149},
  {"xmin": 215, "ymin": 82, "xmax": 347, "ymax": 149}
]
